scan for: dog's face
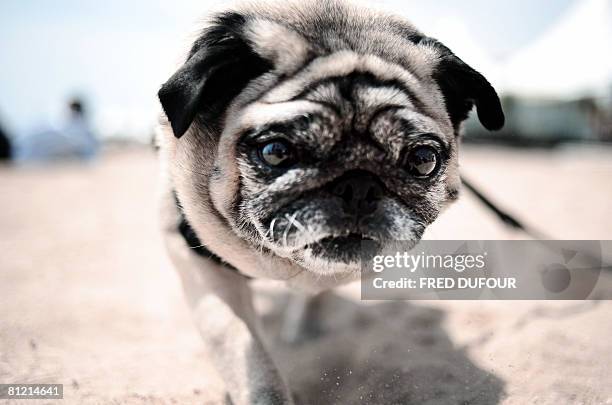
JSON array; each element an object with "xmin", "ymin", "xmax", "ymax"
[{"xmin": 159, "ymin": 1, "xmax": 504, "ymax": 275}]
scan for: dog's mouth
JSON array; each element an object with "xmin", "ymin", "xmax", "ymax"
[{"xmin": 306, "ymin": 233, "xmax": 381, "ymax": 263}]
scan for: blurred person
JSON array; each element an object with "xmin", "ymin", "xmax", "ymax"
[{"xmin": 15, "ymin": 98, "xmax": 99, "ymax": 162}]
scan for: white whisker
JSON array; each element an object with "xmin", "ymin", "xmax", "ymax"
[
  {"xmin": 269, "ymin": 217, "xmax": 278, "ymax": 243},
  {"xmin": 282, "ymin": 212, "xmax": 299, "ymax": 248}
]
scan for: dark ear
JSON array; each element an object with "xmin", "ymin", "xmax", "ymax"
[
  {"xmin": 421, "ymin": 37, "xmax": 504, "ymax": 132},
  {"xmin": 158, "ymin": 12, "xmax": 273, "ymax": 138}
]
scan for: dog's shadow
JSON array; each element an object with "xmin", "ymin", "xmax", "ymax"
[{"xmin": 258, "ymin": 292, "xmax": 504, "ymax": 405}]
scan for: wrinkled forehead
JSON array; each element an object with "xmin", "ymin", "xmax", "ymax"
[
  {"xmin": 219, "ymin": 18, "xmax": 455, "ymax": 141},
  {"xmin": 231, "ymin": 52, "xmax": 453, "ymax": 140}
]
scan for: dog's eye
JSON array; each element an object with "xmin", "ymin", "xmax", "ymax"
[
  {"xmin": 259, "ymin": 140, "xmax": 296, "ymax": 168},
  {"xmin": 405, "ymin": 146, "xmax": 439, "ymax": 177}
]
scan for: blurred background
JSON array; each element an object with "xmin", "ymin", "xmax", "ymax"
[
  {"xmin": 1, "ymin": 1, "xmax": 611, "ymax": 403},
  {"xmin": 0, "ymin": 0, "xmax": 610, "ymax": 147}
]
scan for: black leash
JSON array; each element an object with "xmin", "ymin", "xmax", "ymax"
[
  {"xmin": 461, "ymin": 176, "xmax": 550, "ymax": 240},
  {"xmin": 462, "ymin": 176, "xmax": 612, "ymax": 275}
]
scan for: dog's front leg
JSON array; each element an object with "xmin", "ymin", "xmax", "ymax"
[
  {"xmin": 189, "ymin": 267, "xmax": 292, "ymax": 405},
  {"xmin": 162, "ymin": 212, "xmax": 293, "ymax": 404}
]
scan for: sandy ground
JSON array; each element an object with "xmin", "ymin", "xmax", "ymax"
[{"xmin": 1, "ymin": 145, "xmax": 611, "ymax": 404}]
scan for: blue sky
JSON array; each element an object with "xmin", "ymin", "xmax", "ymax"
[{"xmin": 0, "ymin": 0, "xmax": 575, "ymax": 138}]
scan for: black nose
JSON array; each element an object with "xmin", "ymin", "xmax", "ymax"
[{"xmin": 328, "ymin": 170, "xmax": 384, "ymax": 216}]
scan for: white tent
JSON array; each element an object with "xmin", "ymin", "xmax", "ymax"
[{"xmin": 502, "ymin": 0, "xmax": 612, "ymax": 99}]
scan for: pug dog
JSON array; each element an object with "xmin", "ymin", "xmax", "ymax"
[{"xmin": 157, "ymin": 0, "xmax": 504, "ymax": 403}]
